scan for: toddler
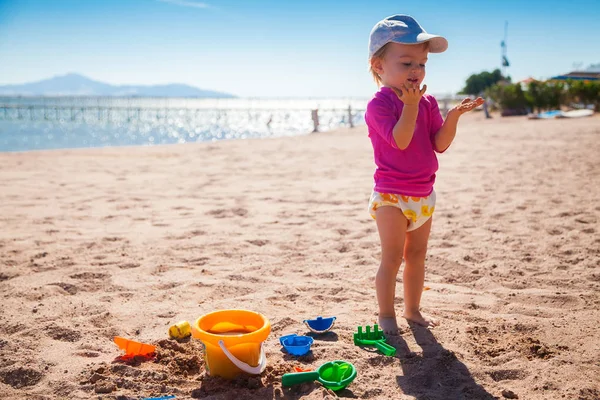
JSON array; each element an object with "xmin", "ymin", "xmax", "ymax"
[{"xmin": 365, "ymin": 15, "xmax": 484, "ymax": 334}]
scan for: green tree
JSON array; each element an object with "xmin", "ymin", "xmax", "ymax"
[
  {"xmin": 568, "ymin": 80, "xmax": 600, "ymax": 110},
  {"xmin": 592, "ymin": 81, "xmax": 600, "ymax": 110},
  {"xmin": 526, "ymin": 81, "xmax": 565, "ymax": 112},
  {"xmin": 485, "ymin": 83, "xmax": 529, "ymax": 115},
  {"xmin": 542, "ymin": 82, "xmax": 565, "ymax": 110},
  {"xmin": 461, "ymin": 69, "xmax": 510, "ymax": 96},
  {"xmin": 525, "ymin": 81, "xmax": 545, "ymax": 113}
]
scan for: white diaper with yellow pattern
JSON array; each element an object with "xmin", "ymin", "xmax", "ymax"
[{"xmin": 368, "ymin": 190, "xmax": 436, "ymax": 232}]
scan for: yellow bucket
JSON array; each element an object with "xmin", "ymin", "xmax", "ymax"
[{"xmin": 191, "ymin": 310, "xmax": 271, "ymax": 379}]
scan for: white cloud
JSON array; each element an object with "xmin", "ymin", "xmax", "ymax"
[{"xmin": 157, "ymin": 0, "xmax": 211, "ymax": 9}]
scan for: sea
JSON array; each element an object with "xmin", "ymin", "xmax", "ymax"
[{"xmin": 0, "ymin": 96, "xmax": 369, "ymax": 152}]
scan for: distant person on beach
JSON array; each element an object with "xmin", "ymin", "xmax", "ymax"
[{"xmin": 365, "ymin": 15, "xmax": 484, "ymax": 334}]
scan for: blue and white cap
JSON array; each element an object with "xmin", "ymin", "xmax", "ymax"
[{"xmin": 368, "ymin": 15, "xmax": 448, "ymax": 58}]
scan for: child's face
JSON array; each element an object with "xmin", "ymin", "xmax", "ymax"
[{"xmin": 372, "ymin": 42, "xmax": 428, "ymax": 89}]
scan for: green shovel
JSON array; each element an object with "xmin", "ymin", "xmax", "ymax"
[{"xmin": 281, "ymin": 360, "xmax": 357, "ymax": 391}]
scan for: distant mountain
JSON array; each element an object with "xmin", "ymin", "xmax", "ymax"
[{"xmin": 0, "ymin": 73, "xmax": 236, "ymax": 98}]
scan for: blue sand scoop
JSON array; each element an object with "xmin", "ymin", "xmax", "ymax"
[
  {"xmin": 303, "ymin": 316, "xmax": 336, "ymax": 334},
  {"xmin": 280, "ymin": 334, "xmax": 314, "ymax": 356}
]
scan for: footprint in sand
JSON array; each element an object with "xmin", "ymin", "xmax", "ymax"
[
  {"xmin": 270, "ymin": 317, "xmax": 296, "ymax": 333},
  {"xmin": 48, "ymin": 282, "xmax": 78, "ymax": 295},
  {"xmin": 336, "ymin": 244, "xmax": 350, "ymax": 253},
  {"xmin": 172, "ymin": 206, "xmax": 193, "ymax": 211},
  {"xmin": 208, "ymin": 284, "xmax": 253, "ymax": 299},
  {"xmin": 44, "ymin": 324, "xmax": 82, "ymax": 342},
  {"xmin": 178, "ymin": 257, "xmax": 209, "ymax": 267},
  {"xmin": 267, "ymin": 293, "xmax": 299, "ymax": 303},
  {"xmin": 88, "ymin": 311, "xmax": 113, "ymax": 329},
  {"xmin": 102, "ymin": 236, "xmax": 127, "ymax": 243},
  {"xmin": 1, "ymin": 323, "xmax": 29, "ymax": 335},
  {"xmin": 119, "ymin": 262, "xmax": 141, "ymax": 269},
  {"xmin": 487, "ymin": 368, "xmax": 527, "ymax": 382},
  {"xmin": 156, "ymin": 311, "xmax": 177, "ymax": 318},
  {"xmin": 31, "ymin": 252, "xmax": 48, "ymax": 260},
  {"xmin": 360, "ymin": 388, "xmax": 385, "ymax": 398},
  {"xmin": 586, "ymin": 273, "xmax": 600, "ymax": 282},
  {"xmin": 246, "ymin": 239, "xmax": 268, "ymax": 247},
  {"xmin": 207, "ymin": 208, "xmax": 248, "ymax": 218},
  {"xmin": 57, "ymin": 256, "xmax": 76, "ymax": 267},
  {"xmin": 152, "ymin": 265, "xmax": 171, "ymax": 275},
  {"xmin": 228, "ymin": 274, "xmax": 261, "ymax": 283},
  {"xmin": 70, "ymin": 272, "xmax": 109, "ymax": 280},
  {"xmin": 3, "ymin": 258, "xmax": 18, "ymax": 266},
  {"xmin": 73, "ymin": 350, "xmax": 101, "ymax": 358},
  {"xmin": 91, "ymin": 260, "xmax": 119, "ymax": 267},
  {"xmin": 0, "ymin": 272, "xmax": 19, "ymax": 281},
  {"xmin": 154, "ymin": 282, "xmax": 183, "ymax": 290},
  {"xmin": 0, "ymin": 367, "xmax": 44, "ymax": 389}
]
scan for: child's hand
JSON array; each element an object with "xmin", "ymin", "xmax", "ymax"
[
  {"xmin": 449, "ymin": 97, "xmax": 485, "ymax": 116},
  {"xmin": 391, "ymin": 83, "xmax": 427, "ymax": 106}
]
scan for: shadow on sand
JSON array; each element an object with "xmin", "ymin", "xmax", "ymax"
[{"xmin": 393, "ymin": 323, "xmax": 495, "ymax": 400}]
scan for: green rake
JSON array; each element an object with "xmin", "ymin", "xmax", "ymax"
[{"xmin": 353, "ymin": 324, "xmax": 396, "ymax": 356}]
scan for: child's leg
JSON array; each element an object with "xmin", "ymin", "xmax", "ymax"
[
  {"xmin": 375, "ymin": 206, "xmax": 408, "ymax": 335},
  {"xmin": 402, "ymin": 217, "xmax": 438, "ymax": 327}
]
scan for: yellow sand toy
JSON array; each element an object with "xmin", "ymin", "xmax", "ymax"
[
  {"xmin": 191, "ymin": 310, "xmax": 271, "ymax": 379},
  {"xmin": 169, "ymin": 321, "xmax": 191, "ymax": 339}
]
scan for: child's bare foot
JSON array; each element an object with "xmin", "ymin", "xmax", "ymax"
[
  {"xmin": 403, "ymin": 311, "xmax": 438, "ymax": 328},
  {"xmin": 378, "ymin": 316, "xmax": 401, "ymax": 336}
]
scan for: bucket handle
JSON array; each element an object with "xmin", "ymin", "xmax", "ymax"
[{"xmin": 218, "ymin": 340, "xmax": 266, "ymax": 375}]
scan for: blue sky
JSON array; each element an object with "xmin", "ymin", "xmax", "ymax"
[{"xmin": 1, "ymin": 0, "xmax": 599, "ymax": 98}]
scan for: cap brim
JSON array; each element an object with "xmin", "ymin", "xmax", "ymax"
[{"xmin": 390, "ymin": 33, "xmax": 448, "ymax": 53}]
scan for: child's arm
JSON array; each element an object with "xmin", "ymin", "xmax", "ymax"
[
  {"xmin": 433, "ymin": 97, "xmax": 485, "ymax": 152},
  {"xmin": 391, "ymin": 84, "xmax": 427, "ymax": 150}
]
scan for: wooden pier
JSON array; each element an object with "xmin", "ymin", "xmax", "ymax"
[
  {"xmin": 0, "ymin": 104, "xmax": 364, "ymax": 129},
  {"xmin": 0, "ymin": 103, "xmax": 367, "ymax": 132}
]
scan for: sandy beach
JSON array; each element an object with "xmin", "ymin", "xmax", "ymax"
[{"xmin": 1, "ymin": 113, "xmax": 599, "ymax": 400}]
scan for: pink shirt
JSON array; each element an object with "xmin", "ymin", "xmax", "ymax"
[{"xmin": 365, "ymin": 87, "xmax": 445, "ymax": 197}]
